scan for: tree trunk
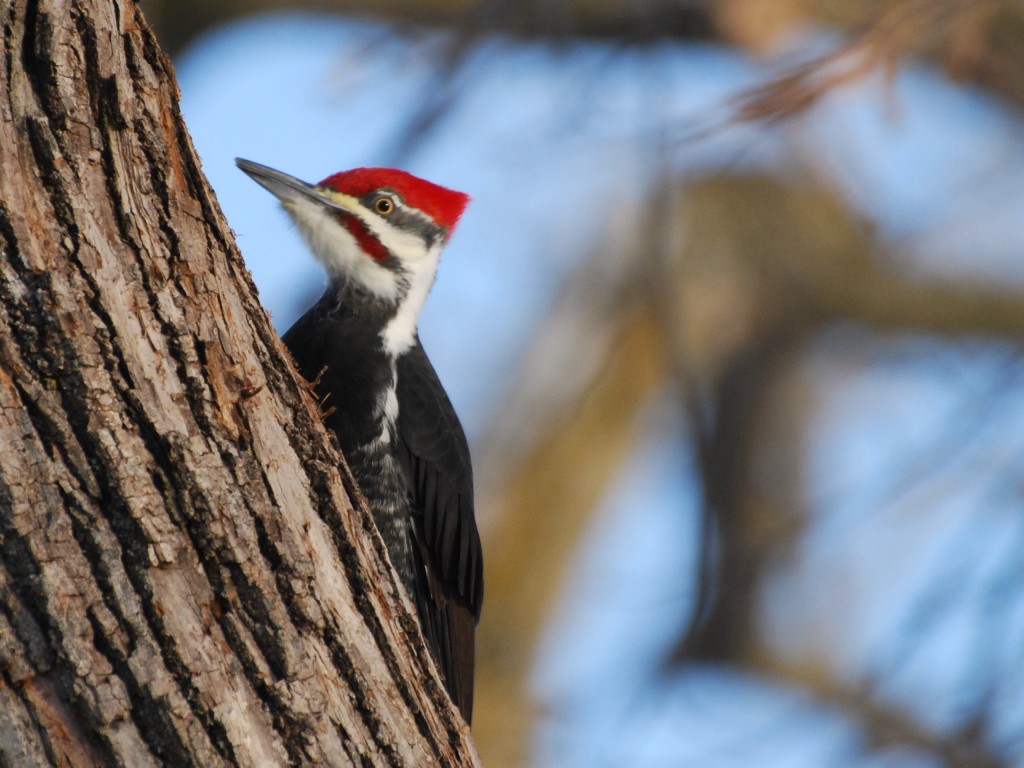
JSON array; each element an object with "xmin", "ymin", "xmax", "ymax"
[{"xmin": 0, "ymin": 1, "xmax": 478, "ymax": 765}]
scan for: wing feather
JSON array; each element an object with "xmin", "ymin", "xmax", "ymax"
[{"xmin": 395, "ymin": 337, "xmax": 482, "ymax": 722}]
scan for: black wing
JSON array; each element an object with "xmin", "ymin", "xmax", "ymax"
[{"xmin": 395, "ymin": 337, "xmax": 483, "ymax": 722}]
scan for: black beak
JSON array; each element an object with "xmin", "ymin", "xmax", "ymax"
[{"xmin": 235, "ymin": 158, "xmax": 353, "ymax": 213}]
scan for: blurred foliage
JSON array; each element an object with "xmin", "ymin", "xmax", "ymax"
[
  {"xmin": 477, "ymin": 172, "xmax": 1024, "ymax": 765},
  {"xmin": 153, "ymin": 0, "xmax": 1024, "ymax": 114}
]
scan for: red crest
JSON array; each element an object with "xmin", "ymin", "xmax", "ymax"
[{"xmin": 319, "ymin": 168, "xmax": 470, "ymax": 232}]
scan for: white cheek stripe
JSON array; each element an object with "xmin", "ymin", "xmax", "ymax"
[
  {"xmin": 286, "ymin": 198, "xmax": 401, "ymax": 300},
  {"xmin": 382, "ymin": 242, "xmax": 441, "ymax": 356}
]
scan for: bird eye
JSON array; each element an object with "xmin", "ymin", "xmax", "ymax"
[{"xmin": 374, "ymin": 196, "xmax": 395, "ymax": 215}]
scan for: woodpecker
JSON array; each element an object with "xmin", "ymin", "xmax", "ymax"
[{"xmin": 236, "ymin": 158, "xmax": 482, "ymax": 722}]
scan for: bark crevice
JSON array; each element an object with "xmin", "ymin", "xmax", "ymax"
[{"xmin": 0, "ymin": 1, "xmax": 479, "ymax": 764}]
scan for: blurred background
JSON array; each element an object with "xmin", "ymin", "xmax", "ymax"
[{"xmin": 155, "ymin": 0, "xmax": 1024, "ymax": 765}]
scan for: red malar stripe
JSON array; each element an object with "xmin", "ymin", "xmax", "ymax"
[{"xmin": 338, "ymin": 212, "xmax": 389, "ymax": 262}]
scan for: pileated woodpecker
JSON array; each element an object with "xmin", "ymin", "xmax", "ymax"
[{"xmin": 236, "ymin": 158, "xmax": 482, "ymax": 722}]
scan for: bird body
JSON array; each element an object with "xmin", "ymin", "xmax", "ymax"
[{"xmin": 237, "ymin": 158, "xmax": 482, "ymax": 721}]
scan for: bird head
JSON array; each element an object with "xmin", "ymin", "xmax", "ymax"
[{"xmin": 236, "ymin": 158, "xmax": 469, "ymax": 307}]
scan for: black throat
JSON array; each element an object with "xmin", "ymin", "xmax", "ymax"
[
  {"xmin": 282, "ymin": 278, "xmax": 417, "ymax": 590},
  {"xmin": 282, "ymin": 280, "xmax": 401, "ymax": 457}
]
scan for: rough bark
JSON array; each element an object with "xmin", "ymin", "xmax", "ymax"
[{"xmin": 0, "ymin": 0, "xmax": 478, "ymax": 765}]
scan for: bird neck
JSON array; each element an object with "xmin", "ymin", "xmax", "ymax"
[
  {"xmin": 320, "ymin": 243, "xmax": 439, "ymax": 358},
  {"xmin": 323, "ymin": 276, "xmax": 399, "ymax": 324},
  {"xmin": 317, "ymin": 276, "xmax": 425, "ymax": 363},
  {"xmin": 381, "ymin": 243, "xmax": 441, "ymax": 357}
]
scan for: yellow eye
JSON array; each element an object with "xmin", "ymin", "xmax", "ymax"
[{"xmin": 374, "ymin": 197, "xmax": 395, "ymax": 215}]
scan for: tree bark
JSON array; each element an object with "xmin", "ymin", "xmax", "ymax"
[{"xmin": 0, "ymin": 1, "xmax": 478, "ymax": 765}]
